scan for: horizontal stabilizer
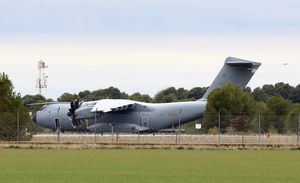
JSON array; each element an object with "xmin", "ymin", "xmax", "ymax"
[{"xmin": 225, "ymin": 57, "xmax": 260, "ymax": 68}]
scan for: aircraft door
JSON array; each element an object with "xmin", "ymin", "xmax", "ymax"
[
  {"xmin": 140, "ymin": 115, "xmax": 149, "ymax": 127},
  {"xmin": 54, "ymin": 118, "xmax": 61, "ymax": 129},
  {"xmin": 54, "ymin": 107, "xmax": 61, "ymax": 130}
]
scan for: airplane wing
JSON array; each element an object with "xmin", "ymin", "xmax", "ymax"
[
  {"xmin": 27, "ymin": 102, "xmax": 69, "ymax": 106},
  {"xmin": 90, "ymin": 99, "xmax": 141, "ymax": 113}
]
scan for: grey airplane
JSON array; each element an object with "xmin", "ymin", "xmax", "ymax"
[{"xmin": 32, "ymin": 57, "xmax": 261, "ymax": 133}]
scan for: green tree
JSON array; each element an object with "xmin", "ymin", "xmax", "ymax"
[
  {"xmin": 0, "ymin": 73, "xmax": 30, "ymax": 140},
  {"xmin": 91, "ymin": 87, "xmax": 128, "ymax": 100},
  {"xmin": 243, "ymin": 86, "xmax": 252, "ymax": 93},
  {"xmin": 78, "ymin": 90, "xmax": 92, "ymax": 100},
  {"xmin": 252, "ymin": 83, "xmax": 299, "ymax": 104},
  {"xmin": 230, "ymin": 115, "xmax": 250, "ymax": 132},
  {"xmin": 21, "ymin": 94, "xmax": 53, "ymax": 134},
  {"xmin": 204, "ymin": 84, "xmax": 256, "ymax": 133},
  {"xmin": 252, "ymin": 87, "xmax": 268, "ymax": 102},
  {"xmin": 129, "ymin": 93, "xmax": 153, "ymax": 103},
  {"xmin": 0, "ymin": 72, "xmax": 19, "ymax": 110},
  {"xmin": 253, "ymin": 102, "xmax": 272, "ymax": 133},
  {"xmin": 266, "ymin": 96, "xmax": 291, "ymax": 133},
  {"xmin": 154, "ymin": 87, "xmax": 178, "ymax": 103},
  {"xmin": 177, "ymin": 88, "xmax": 188, "ymax": 100},
  {"xmin": 252, "ymin": 84, "xmax": 275, "ymax": 103},
  {"xmin": 57, "ymin": 92, "xmax": 78, "ymax": 102},
  {"xmin": 284, "ymin": 104, "xmax": 300, "ymax": 133},
  {"xmin": 22, "ymin": 94, "xmax": 53, "ymax": 106},
  {"xmin": 293, "ymin": 84, "xmax": 300, "ymax": 103},
  {"xmin": 274, "ymin": 82, "xmax": 294, "ymax": 101},
  {"xmin": 186, "ymin": 87, "xmax": 207, "ymax": 100}
]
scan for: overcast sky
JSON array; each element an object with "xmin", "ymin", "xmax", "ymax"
[{"xmin": 1, "ymin": 0, "xmax": 300, "ymax": 99}]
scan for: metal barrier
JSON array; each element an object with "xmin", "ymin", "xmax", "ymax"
[{"xmin": 1, "ymin": 111, "xmax": 300, "ymax": 146}]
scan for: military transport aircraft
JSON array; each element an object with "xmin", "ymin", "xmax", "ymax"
[{"xmin": 31, "ymin": 57, "xmax": 261, "ymax": 133}]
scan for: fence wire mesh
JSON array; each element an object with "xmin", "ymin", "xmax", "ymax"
[{"xmin": 1, "ymin": 111, "xmax": 299, "ymax": 145}]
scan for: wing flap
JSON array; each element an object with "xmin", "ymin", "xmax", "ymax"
[{"xmin": 91, "ymin": 99, "xmax": 137, "ymax": 113}]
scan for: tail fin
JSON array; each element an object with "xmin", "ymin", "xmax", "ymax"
[{"xmin": 201, "ymin": 57, "xmax": 261, "ymax": 99}]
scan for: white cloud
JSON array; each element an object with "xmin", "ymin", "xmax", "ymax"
[
  {"xmin": 0, "ymin": 0, "xmax": 300, "ymax": 35},
  {"xmin": 1, "ymin": 1, "xmax": 300, "ymax": 99},
  {"xmin": 1, "ymin": 35, "xmax": 299, "ymax": 99}
]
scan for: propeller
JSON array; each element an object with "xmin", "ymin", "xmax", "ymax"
[{"xmin": 67, "ymin": 98, "xmax": 81, "ymax": 127}]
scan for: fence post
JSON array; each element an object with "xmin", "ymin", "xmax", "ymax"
[
  {"xmin": 111, "ymin": 124, "xmax": 114, "ymax": 144},
  {"xmin": 218, "ymin": 110, "xmax": 221, "ymax": 144},
  {"xmin": 57, "ymin": 133, "xmax": 60, "ymax": 143},
  {"xmin": 17, "ymin": 108, "xmax": 20, "ymax": 141},
  {"xmin": 242, "ymin": 133, "xmax": 244, "ymax": 145},
  {"xmin": 94, "ymin": 108, "xmax": 97, "ymax": 144},
  {"xmin": 258, "ymin": 112, "xmax": 261, "ymax": 144},
  {"xmin": 297, "ymin": 113, "xmax": 300, "ymax": 146},
  {"xmin": 178, "ymin": 109, "xmax": 182, "ymax": 143}
]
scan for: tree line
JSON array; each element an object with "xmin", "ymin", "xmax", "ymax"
[
  {"xmin": 1, "ymin": 71, "xmax": 300, "ymax": 138},
  {"xmin": 204, "ymin": 84, "xmax": 300, "ymax": 134},
  {"xmin": 22, "ymin": 82, "xmax": 300, "ymax": 105}
]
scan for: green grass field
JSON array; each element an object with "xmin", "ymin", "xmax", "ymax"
[{"xmin": 0, "ymin": 149, "xmax": 299, "ymax": 183}]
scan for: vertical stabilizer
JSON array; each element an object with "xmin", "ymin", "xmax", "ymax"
[{"xmin": 201, "ymin": 57, "xmax": 261, "ymax": 99}]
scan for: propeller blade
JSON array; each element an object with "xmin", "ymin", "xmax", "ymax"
[
  {"xmin": 70, "ymin": 101, "xmax": 74, "ymax": 110},
  {"xmin": 68, "ymin": 98, "xmax": 81, "ymax": 128}
]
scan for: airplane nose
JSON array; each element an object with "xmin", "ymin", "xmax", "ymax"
[{"xmin": 32, "ymin": 113, "xmax": 37, "ymax": 124}]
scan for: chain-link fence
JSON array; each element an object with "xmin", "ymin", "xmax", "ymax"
[
  {"xmin": 0, "ymin": 111, "xmax": 37, "ymax": 141},
  {"xmin": 202, "ymin": 113, "xmax": 300, "ymax": 135},
  {"xmin": 1, "ymin": 111, "xmax": 300, "ymax": 145}
]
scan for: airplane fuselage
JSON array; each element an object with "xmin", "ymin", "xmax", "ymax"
[{"xmin": 34, "ymin": 100, "xmax": 206, "ymax": 133}]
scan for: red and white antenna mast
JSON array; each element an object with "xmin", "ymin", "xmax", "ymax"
[{"xmin": 36, "ymin": 59, "xmax": 48, "ymax": 95}]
